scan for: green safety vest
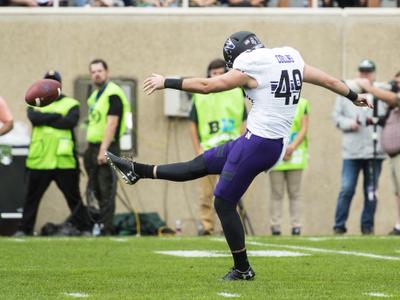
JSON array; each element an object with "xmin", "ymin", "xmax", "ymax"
[
  {"xmin": 273, "ymin": 98, "xmax": 310, "ymax": 171},
  {"xmin": 193, "ymin": 88, "xmax": 245, "ymax": 150},
  {"xmin": 86, "ymin": 81, "xmax": 131, "ymax": 143},
  {"xmin": 26, "ymin": 96, "xmax": 79, "ymax": 170}
]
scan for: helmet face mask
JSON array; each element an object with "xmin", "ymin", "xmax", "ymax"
[{"xmin": 223, "ymin": 31, "xmax": 264, "ymax": 68}]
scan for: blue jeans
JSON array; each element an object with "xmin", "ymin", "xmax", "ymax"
[{"xmin": 334, "ymin": 159, "xmax": 383, "ymax": 232}]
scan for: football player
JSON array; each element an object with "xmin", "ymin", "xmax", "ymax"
[{"xmin": 106, "ymin": 31, "xmax": 371, "ymax": 281}]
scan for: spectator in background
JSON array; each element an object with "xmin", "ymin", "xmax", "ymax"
[
  {"xmin": 89, "ymin": 0, "xmax": 124, "ymax": 6},
  {"xmin": 14, "ymin": 71, "xmax": 90, "ymax": 237},
  {"xmin": 0, "ymin": 96, "xmax": 13, "ymax": 136},
  {"xmin": 0, "ymin": 0, "xmax": 37, "ymax": 6},
  {"xmin": 356, "ymin": 72, "xmax": 400, "ymax": 235},
  {"xmin": 188, "ymin": 58, "xmax": 247, "ymax": 235},
  {"xmin": 332, "ymin": 59, "xmax": 388, "ymax": 235},
  {"xmin": 84, "ymin": 59, "xmax": 131, "ymax": 235},
  {"xmin": 226, "ymin": 0, "xmax": 290, "ymax": 7},
  {"xmin": 0, "ymin": 0, "xmax": 54, "ymax": 6},
  {"xmin": 190, "ymin": 0, "xmax": 217, "ymax": 7},
  {"xmin": 321, "ymin": 0, "xmax": 380, "ymax": 7},
  {"xmin": 268, "ymin": 97, "xmax": 310, "ymax": 236},
  {"xmin": 227, "ymin": 0, "xmax": 265, "ymax": 7},
  {"xmin": 137, "ymin": 0, "xmax": 178, "ymax": 6}
]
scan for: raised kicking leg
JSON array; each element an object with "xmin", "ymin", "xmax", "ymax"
[{"xmin": 105, "ymin": 152, "xmax": 209, "ymax": 184}]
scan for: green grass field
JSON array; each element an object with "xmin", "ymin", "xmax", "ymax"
[{"xmin": 1, "ymin": 236, "xmax": 399, "ymax": 299}]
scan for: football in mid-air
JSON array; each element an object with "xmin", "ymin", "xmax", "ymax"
[{"xmin": 25, "ymin": 79, "xmax": 61, "ymax": 107}]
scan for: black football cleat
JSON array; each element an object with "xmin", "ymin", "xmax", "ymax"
[
  {"xmin": 105, "ymin": 151, "xmax": 140, "ymax": 185},
  {"xmin": 222, "ymin": 267, "xmax": 255, "ymax": 281}
]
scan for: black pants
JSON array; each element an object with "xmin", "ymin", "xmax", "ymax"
[
  {"xmin": 83, "ymin": 143, "xmax": 119, "ymax": 232},
  {"xmin": 19, "ymin": 168, "xmax": 89, "ymax": 234}
]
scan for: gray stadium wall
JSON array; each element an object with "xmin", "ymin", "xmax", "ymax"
[{"xmin": 0, "ymin": 8, "xmax": 399, "ymax": 235}]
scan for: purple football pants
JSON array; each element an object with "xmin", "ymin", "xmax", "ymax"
[{"xmin": 203, "ymin": 131, "xmax": 284, "ymax": 204}]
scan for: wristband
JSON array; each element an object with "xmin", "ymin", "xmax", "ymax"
[
  {"xmin": 345, "ymin": 89, "xmax": 358, "ymax": 102},
  {"xmin": 164, "ymin": 78, "xmax": 183, "ymax": 90}
]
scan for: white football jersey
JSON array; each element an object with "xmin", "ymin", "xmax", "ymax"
[{"xmin": 233, "ymin": 47, "xmax": 305, "ymax": 140}]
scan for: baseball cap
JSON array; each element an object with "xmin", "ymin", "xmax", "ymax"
[
  {"xmin": 358, "ymin": 59, "xmax": 376, "ymax": 73},
  {"xmin": 44, "ymin": 70, "xmax": 62, "ymax": 83}
]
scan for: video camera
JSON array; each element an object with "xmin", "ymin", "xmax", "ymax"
[
  {"xmin": 346, "ymin": 79, "xmax": 396, "ymax": 128},
  {"xmin": 388, "ymin": 80, "xmax": 399, "ymax": 93}
]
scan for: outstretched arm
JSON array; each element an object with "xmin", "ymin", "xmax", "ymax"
[
  {"xmin": 143, "ymin": 69, "xmax": 256, "ymax": 95},
  {"xmin": 303, "ymin": 64, "xmax": 372, "ymax": 108},
  {"xmin": 355, "ymin": 78, "xmax": 399, "ymax": 107}
]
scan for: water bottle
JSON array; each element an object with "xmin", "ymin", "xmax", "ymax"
[
  {"xmin": 0, "ymin": 145, "xmax": 12, "ymax": 166},
  {"xmin": 175, "ymin": 220, "xmax": 182, "ymax": 236},
  {"xmin": 92, "ymin": 223, "xmax": 101, "ymax": 236}
]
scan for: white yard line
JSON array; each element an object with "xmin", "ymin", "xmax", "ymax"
[
  {"xmin": 64, "ymin": 292, "xmax": 89, "ymax": 298},
  {"xmin": 155, "ymin": 250, "xmax": 309, "ymax": 258},
  {"xmin": 9, "ymin": 239, "xmax": 26, "ymax": 242},
  {"xmin": 247, "ymin": 236, "xmax": 397, "ymax": 242},
  {"xmin": 303, "ymin": 237, "xmax": 354, "ymax": 241},
  {"xmin": 217, "ymin": 292, "xmax": 240, "ymax": 298},
  {"xmin": 212, "ymin": 238, "xmax": 400, "ymax": 261},
  {"xmin": 364, "ymin": 292, "xmax": 391, "ymax": 297},
  {"xmin": 109, "ymin": 238, "xmax": 128, "ymax": 242},
  {"xmin": 156, "ymin": 250, "xmax": 228, "ymax": 257},
  {"xmin": 247, "ymin": 250, "xmax": 309, "ymax": 257},
  {"xmin": 245, "ymin": 241, "xmax": 400, "ymax": 261}
]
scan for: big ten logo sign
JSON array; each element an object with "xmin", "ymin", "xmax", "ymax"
[{"xmin": 208, "ymin": 118, "xmax": 235, "ymax": 134}]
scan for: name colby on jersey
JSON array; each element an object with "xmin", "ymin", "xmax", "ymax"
[{"xmin": 233, "ymin": 47, "xmax": 305, "ymax": 140}]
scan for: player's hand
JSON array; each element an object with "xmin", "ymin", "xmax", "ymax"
[
  {"xmin": 97, "ymin": 151, "xmax": 107, "ymax": 165},
  {"xmin": 283, "ymin": 144, "xmax": 295, "ymax": 161},
  {"xmin": 143, "ymin": 74, "xmax": 165, "ymax": 95},
  {"xmin": 283, "ymin": 153, "xmax": 291, "ymax": 161},
  {"xmin": 354, "ymin": 78, "xmax": 371, "ymax": 91},
  {"xmin": 353, "ymin": 94, "xmax": 373, "ymax": 109},
  {"xmin": 350, "ymin": 122, "xmax": 360, "ymax": 131}
]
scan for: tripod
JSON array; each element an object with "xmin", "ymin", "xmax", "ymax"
[
  {"xmin": 368, "ymin": 97, "xmax": 380, "ymax": 204},
  {"xmin": 365, "ymin": 97, "xmax": 384, "ymax": 233}
]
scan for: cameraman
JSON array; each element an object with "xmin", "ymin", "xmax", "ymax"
[
  {"xmin": 356, "ymin": 71, "xmax": 400, "ymax": 235},
  {"xmin": 332, "ymin": 59, "xmax": 388, "ymax": 235}
]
